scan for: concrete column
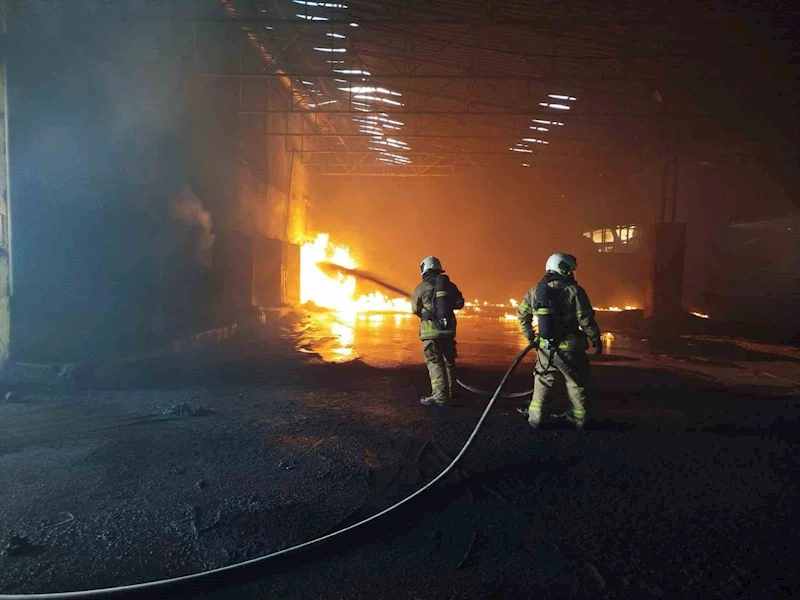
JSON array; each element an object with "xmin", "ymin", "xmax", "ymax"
[
  {"xmin": 643, "ymin": 222, "xmax": 687, "ymax": 325},
  {"xmin": 0, "ymin": 0, "xmax": 12, "ymax": 367}
]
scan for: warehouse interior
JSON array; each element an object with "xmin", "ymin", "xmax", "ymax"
[{"xmin": 0, "ymin": 1, "xmax": 798, "ymax": 598}]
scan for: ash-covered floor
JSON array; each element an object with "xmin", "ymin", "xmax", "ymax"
[{"xmin": 1, "ymin": 313, "xmax": 799, "ymax": 598}]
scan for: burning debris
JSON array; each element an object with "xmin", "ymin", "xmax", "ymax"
[
  {"xmin": 300, "ymin": 235, "xmax": 647, "ymax": 325},
  {"xmin": 300, "ymin": 233, "xmax": 411, "ymax": 313},
  {"xmin": 595, "ymin": 305, "xmax": 639, "ymax": 312}
]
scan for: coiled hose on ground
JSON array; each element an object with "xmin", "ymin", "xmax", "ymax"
[{"xmin": 0, "ymin": 342, "xmax": 536, "ymax": 600}]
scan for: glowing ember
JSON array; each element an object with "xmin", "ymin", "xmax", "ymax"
[
  {"xmin": 601, "ymin": 331, "xmax": 615, "ymax": 350},
  {"xmin": 300, "ymin": 233, "xmax": 411, "ymax": 313},
  {"xmin": 690, "ymin": 311, "xmax": 710, "ymax": 319},
  {"xmin": 463, "ymin": 301, "xmax": 483, "ymax": 313},
  {"xmin": 596, "ymin": 305, "xmax": 639, "ymax": 312}
]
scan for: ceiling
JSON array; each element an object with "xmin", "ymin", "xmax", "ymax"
[{"xmin": 197, "ymin": 0, "xmax": 797, "ymax": 176}]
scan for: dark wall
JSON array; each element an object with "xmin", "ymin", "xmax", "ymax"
[
  {"xmin": 8, "ymin": 5, "xmax": 201, "ymax": 361},
  {"xmin": 707, "ymin": 216, "xmax": 800, "ymax": 336}
]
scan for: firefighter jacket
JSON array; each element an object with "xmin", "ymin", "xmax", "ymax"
[
  {"xmin": 516, "ymin": 272, "xmax": 601, "ymax": 351},
  {"xmin": 412, "ymin": 272, "xmax": 465, "ymax": 341}
]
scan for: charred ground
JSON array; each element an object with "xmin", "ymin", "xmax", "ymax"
[{"xmin": 1, "ymin": 314, "xmax": 799, "ymax": 599}]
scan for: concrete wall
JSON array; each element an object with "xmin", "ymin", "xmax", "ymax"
[
  {"xmin": 706, "ymin": 215, "xmax": 800, "ymax": 334},
  {"xmin": 6, "ymin": 3, "xmax": 309, "ymax": 362}
]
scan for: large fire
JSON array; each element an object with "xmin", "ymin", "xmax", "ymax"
[
  {"xmin": 300, "ymin": 233, "xmax": 411, "ymax": 313},
  {"xmin": 299, "ymin": 234, "xmax": 642, "ymax": 319}
]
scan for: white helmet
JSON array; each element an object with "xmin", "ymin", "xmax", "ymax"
[
  {"xmin": 420, "ymin": 255, "xmax": 442, "ymax": 275},
  {"xmin": 545, "ymin": 253, "xmax": 578, "ymax": 276}
]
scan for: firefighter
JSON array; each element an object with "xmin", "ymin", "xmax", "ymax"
[
  {"xmin": 516, "ymin": 253, "xmax": 602, "ymax": 429},
  {"xmin": 412, "ymin": 256, "xmax": 465, "ymax": 406}
]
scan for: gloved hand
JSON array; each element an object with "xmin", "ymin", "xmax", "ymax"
[{"xmin": 592, "ymin": 338, "xmax": 603, "ymax": 355}]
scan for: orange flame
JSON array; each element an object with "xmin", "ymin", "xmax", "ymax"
[
  {"xmin": 596, "ymin": 305, "xmax": 639, "ymax": 312},
  {"xmin": 300, "ymin": 233, "xmax": 411, "ymax": 313}
]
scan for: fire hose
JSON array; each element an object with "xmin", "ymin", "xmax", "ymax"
[
  {"xmin": 456, "ymin": 377, "xmax": 533, "ymax": 399},
  {"xmin": 320, "ymin": 264, "xmax": 536, "ymax": 400},
  {"xmin": 0, "ymin": 343, "xmax": 536, "ymax": 600}
]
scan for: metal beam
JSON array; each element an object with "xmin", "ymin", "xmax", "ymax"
[
  {"xmin": 293, "ymin": 150, "xmax": 604, "ymax": 155},
  {"xmin": 220, "ymin": 68, "xmax": 575, "ymax": 115},
  {"xmin": 364, "ymin": 21, "xmax": 700, "ymax": 61},
  {"xmin": 202, "ymin": 72, "xmax": 693, "ymax": 81},
  {"xmin": 186, "ymin": 17, "xmax": 746, "ymax": 27},
  {"xmin": 242, "ymin": 28, "xmax": 695, "ymax": 63},
  {"xmin": 306, "ymin": 164, "xmax": 568, "ymax": 174},
  {"xmin": 326, "ymin": 76, "xmax": 548, "ymax": 114},
  {"xmin": 238, "ymin": 110, "xmax": 707, "ymax": 118},
  {"xmin": 312, "ymin": 172, "xmax": 452, "ymax": 176},
  {"xmin": 228, "ymin": 132, "xmax": 607, "ymax": 138},
  {"xmin": 262, "ymin": 0, "xmax": 354, "ymax": 168}
]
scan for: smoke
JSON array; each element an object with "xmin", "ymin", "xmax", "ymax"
[{"xmin": 172, "ymin": 187, "xmax": 214, "ymax": 267}]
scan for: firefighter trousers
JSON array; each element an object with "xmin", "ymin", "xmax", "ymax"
[
  {"xmin": 528, "ymin": 348, "xmax": 589, "ymax": 425},
  {"xmin": 422, "ymin": 338, "xmax": 457, "ymax": 402}
]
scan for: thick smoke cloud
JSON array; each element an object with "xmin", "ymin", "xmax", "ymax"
[{"xmin": 9, "ymin": 2, "xmax": 198, "ymax": 359}]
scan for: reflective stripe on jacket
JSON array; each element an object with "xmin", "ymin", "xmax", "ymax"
[{"xmin": 419, "ymin": 318, "xmax": 454, "ymax": 340}]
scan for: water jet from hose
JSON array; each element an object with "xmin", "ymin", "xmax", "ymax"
[{"xmin": 317, "ymin": 262, "xmax": 412, "ymax": 299}]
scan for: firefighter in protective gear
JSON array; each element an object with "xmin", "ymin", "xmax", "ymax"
[
  {"xmin": 412, "ymin": 256, "xmax": 465, "ymax": 406},
  {"xmin": 516, "ymin": 253, "xmax": 601, "ymax": 429}
]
